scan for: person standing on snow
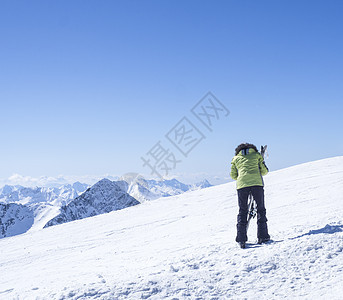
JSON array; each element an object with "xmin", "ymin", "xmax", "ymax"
[{"xmin": 230, "ymin": 143, "xmax": 270, "ymax": 248}]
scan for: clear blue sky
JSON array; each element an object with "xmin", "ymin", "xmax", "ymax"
[{"xmin": 1, "ymin": 0, "xmax": 342, "ymax": 183}]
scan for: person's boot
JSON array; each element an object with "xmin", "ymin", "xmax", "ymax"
[
  {"xmin": 258, "ymin": 237, "xmax": 270, "ymax": 244},
  {"xmin": 238, "ymin": 241, "xmax": 246, "ymax": 249}
]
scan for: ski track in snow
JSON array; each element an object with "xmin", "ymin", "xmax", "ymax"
[{"xmin": 0, "ymin": 157, "xmax": 343, "ymax": 299}]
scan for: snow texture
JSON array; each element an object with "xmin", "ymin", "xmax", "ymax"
[{"xmin": 0, "ymin": 157, "xmax": 342, "ymax": 299}]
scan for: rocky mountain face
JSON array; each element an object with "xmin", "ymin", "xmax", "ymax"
[
  {"xmin": 44, "ymin": 179, "xmax": 140, "ymax": 228},
  {"xmin": 0, "ymin": 203, "xmax": 34, "ymax": 238}
]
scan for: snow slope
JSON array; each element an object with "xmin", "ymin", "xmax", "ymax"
[{"xmin": 0, "ymin": 157, "xmax": 343, "ymax": 299}]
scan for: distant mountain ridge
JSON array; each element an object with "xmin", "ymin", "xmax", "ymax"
[
  {"xmin": 0, "ymin": 182, "xmax": 89, "ymax": 234},
  {"xmin": 0, "ymin": 182, "xmax": 89, "ymax": 207},
  {"xmin": 0, "ymin": 177, "xmax": 213, "ymax": 237},
  {"xmin": 118, "ymin": 174, "xmax": 212, "ymax": 202}
]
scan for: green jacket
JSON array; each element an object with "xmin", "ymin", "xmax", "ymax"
[{"xmin": 230, "ymin": 148, "xmax": 269, "ymax": 190}]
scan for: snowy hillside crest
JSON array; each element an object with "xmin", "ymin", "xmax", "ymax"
[{"xmin": 0, "ymin": 157, "xmax": 343, "ymax": 299}]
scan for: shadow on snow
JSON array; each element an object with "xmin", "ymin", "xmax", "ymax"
[{"xmin": 290, "ymin": 224, "xmax": 343, "ymax": 240}]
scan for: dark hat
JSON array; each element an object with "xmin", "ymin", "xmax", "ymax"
[{"xmin": 235, "ymin": 143, "xmax": 258, "ymax": 156}]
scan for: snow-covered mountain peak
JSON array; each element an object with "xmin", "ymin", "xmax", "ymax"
[
  {"xmin": 190, "ymin": 179, "xmax": 212, "ymax": 190},
  {"xmin": 72, "ymin": 181, "xmax": 88, "ymax": 193},
  {"xmin": 44, "ymin": 178, "xmax": 140, "ymax": 228},
  {"xmin": 0, "ymin": 184, "xmax": 21, "ymax": 196},
  {"xmin": 117, "ymin": 176, "xmax": 213, "ymax": 202},
  {"xmin": 119, "ymin": 172, "xmax": 145, "ymax": 185},
  {"xmin": 0, "ymin": 185, "xmax": 14, "ymax": 195},
  {"xmin": 91, "ymin": 177, "xmax": 114, "ymax": 188}
]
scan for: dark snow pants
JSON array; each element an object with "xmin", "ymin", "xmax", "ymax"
[{"xmin": 236, "ymin": 185, "xmax": 270, "ymax": 243}]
